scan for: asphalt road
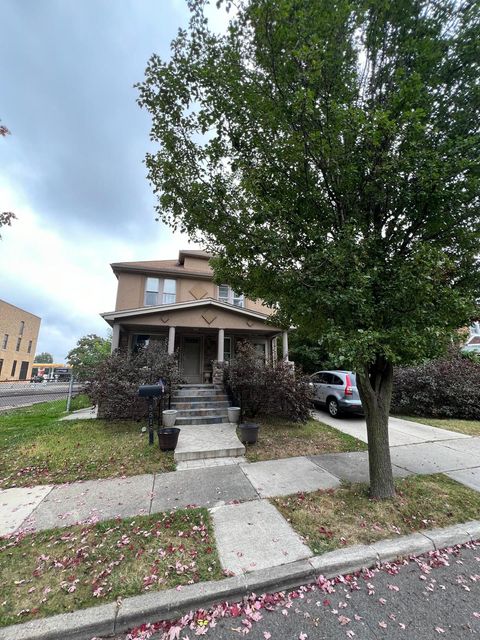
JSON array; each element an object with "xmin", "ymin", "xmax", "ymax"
[
  {"xmin": 115, "ymin": 543, "xmax": 480, "ymax": 639},
  {"xmin": 0, "ymin": 382, "xmax": 74, "ymax": 410}
]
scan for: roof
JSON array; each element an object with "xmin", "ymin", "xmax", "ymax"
[
  {"xmin": 110, "ymin": 250, "xmax": 213, "ymax": 279},
  {"xmin": 101, "ymin": 298, "xmax": 273, "ymax": 324}
]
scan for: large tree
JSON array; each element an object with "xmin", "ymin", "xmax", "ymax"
[
  {"xmin": 138, "ymin": 0, "xmax": 480, "ymax": 498},
  {"xmin": 34, "ymin": 352, "xmax": 54, "ymax": 364}
]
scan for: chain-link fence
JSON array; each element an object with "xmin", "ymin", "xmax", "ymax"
[{"xmin": 0, "ymin": 377, "xmax": 86, "ymax": 414}]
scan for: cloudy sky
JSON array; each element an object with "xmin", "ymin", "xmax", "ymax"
[{"xmin": 0, "ymin": 0, "xmax": 228, "ymax": 361}]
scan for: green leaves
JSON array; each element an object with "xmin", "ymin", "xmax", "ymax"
[{"xmin": 137, "ymin": 0, "xmax": 480, "ymax": 369}]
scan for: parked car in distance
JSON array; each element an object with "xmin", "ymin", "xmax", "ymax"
[{"xmin": 309, "ymin": 370, "xmax": 363, "ymax": 417}]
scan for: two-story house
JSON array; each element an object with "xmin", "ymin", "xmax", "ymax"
[{"xmin": 101, "ymin": 249, "xmax": 289, "ymax": 383}]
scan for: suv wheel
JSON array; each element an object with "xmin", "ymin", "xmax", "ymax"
[{"xmin": 327, "ymin": 397, "xmax": 339, "ymax": 418}]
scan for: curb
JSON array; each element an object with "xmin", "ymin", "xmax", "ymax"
[{"xmin": 2, "ymin": 520, "xmax": 480, "ymax": 640}]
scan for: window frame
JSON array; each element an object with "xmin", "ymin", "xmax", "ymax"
[
  {"xmin": 217, "ymin": 284, "xmax": 245, "ymax": 308},
  {"xmin": 2, "ymin": 334, "xmax": 8, "ymax": 350},
  {"xmin": 19, "ymin": 321, "xmax": 25, "ymax": 336},
  {"xmin": 16, "ymin": 337, "xmax": 22, "ymax": 352},
  {"xmin": 27, "ymin": 340, "xmax": 32, "ymax": 354},
  {"xmin": 144, "ymin": 277, "xmax": 177, "ymax": 306},
  {"xmin": 11, "ymin": 360, "xmax": 17, "ymax": 377}
]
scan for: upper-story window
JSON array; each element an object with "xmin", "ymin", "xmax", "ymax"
[
  {"xmin": 218, "ymin": 285, "xmax": 244, "ymax": 307},
  {"xmin": 144, "ymin": 277, "xmax": 176, "ymax": 306},
  {"xmin": 2, "ymin": 334, "xmax": 8, "ymax": 350},
  {"xmin": 19, "ymin": 321, "xmax": 25, "ymax": 336},
  {"xmin": 27, "ymin": 340, "xmax": 33, "ymax": 354},
  {"xmin": 16, "ymin": 338, "xmax": 21, "ymax": 352}
]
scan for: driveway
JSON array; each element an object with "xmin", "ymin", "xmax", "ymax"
[{"xmin": 312, "ymin": 409, "xmax": 470, "ymax": 446}]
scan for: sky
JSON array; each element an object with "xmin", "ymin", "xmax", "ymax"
[{"xmin": 0, "ymin": 0, "xmax": 228, "ymax": 362}]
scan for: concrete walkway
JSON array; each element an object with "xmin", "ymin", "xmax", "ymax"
[{"xmin": 2, "ymin": 412, "xmax": 480, "ymax": 577}]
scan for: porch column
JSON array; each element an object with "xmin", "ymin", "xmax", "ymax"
[
  {"xmin": 272, "ymin": 337, "xmax": 278, "ymax": 363},
  {"xmin": 168, "ymin": 326, "xmax": 176, "ymax": 355},
  {"xmin": 217, "ymin": 328, "xmax": 225, "ymax": 362},
  {"xmin": 111, "ymin": 323, "xmax": 120, "ymax": 353},
  {"xmin": 282, "ymin": 330, "xmax": 289, "ymax": 361}
]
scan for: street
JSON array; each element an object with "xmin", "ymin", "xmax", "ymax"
[
  {"xmin": 0, "ymin": 382, "xmax": 73, "ymax": 410},
  {"xmin": 118, "ymin": 543, "xmax": 480, "ymax": 640}
]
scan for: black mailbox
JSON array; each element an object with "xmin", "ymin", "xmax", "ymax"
[{"xmin": 138, "ymin": 385, "xmax": 163, "ymax": 398}]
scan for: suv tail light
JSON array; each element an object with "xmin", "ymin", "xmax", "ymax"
[{"xmin": 344, "ymin": 374, "xmax": 353, "ymax": 396}]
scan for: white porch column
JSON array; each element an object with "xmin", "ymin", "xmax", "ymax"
[
  {"xmin": 217, "ymin": 328, "xmax": 225, "ymax": 362},
  {"xmin": 272, "ymin": 337, "xmax": 278, "ymax": 364},
  {"xmin": 168, "ymin": 326, "xmax": 176, "ymax": 355},
  {"xmin": 111, "ymin": 323, "xmax": 120, "ymax": 353},
  {"xmin": 282, "ymin": 330, "xmax": 289, "ymax": 361}
]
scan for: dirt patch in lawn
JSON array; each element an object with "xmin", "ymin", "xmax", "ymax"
[
  {"xmin": 0, "ymin": 401, "xmax": 175, "ymax": 488},
  {"xmin": 0, "ymin": 508, "xmax": 222, "ymax": 628},
  {"xmin": 274, "ymin": 474, "xmax": 480, "ymax": 556},
  {"xmin": 244, "ymin": 417, "xmax": 367, "ymax": 463},
  {"xmin": 397, "ymin": 415, "xmax": 480, "ymax": 437}
]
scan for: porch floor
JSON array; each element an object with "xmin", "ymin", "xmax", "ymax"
[{"xmin": 173, "ymin": 423, "xmax": 246, "ymax": 463}]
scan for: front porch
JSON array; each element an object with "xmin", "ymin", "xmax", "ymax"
[
  {"xmin": 113, "ymin": 325, "xmax": 289, "ymax": 383},
  {"xmin": 103, "ymin": 298, "xmax": 289, "ymax": 384}
]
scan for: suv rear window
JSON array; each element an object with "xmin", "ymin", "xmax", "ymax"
[{"xmin": 331, "ymin": 374, "xmax": 344, "ymax": 385}]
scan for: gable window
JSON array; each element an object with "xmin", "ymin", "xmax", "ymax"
[
  {"xmin": 144, "ymin": 278, "xmax": 176, "ymax": 306},
  {"xmin": 19, "ymin": 321, "xmax": 25, "ymax": 336},
  {"xmin": 16, "ymin": 338, "xmax": 21, "ymax": 352},
  {"xmin": 218, "ymin": 285, "xmax": 244, "ymax": 308},
  {"xmin": 2, "ymin": 334, "xmax": 8, "ymax": 350}
]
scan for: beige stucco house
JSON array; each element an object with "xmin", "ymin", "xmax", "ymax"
[{"xmin": 101, "ymin": 249, "xmax": 289, "ymax": 383}]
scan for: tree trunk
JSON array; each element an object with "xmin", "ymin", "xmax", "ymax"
[{"xmin": 356, "ymin": 356, "xmax": 395, "ymax": 499}]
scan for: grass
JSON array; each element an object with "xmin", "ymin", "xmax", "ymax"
[
  {"xmin": 0, "ymin": 400, "xmax": 175, "ymax": 489},
  {"xmin": 0, "ymin": 508, "xmax": 222, "ymax": 628},
  {"xmin": 244, "ymin": 416, "xmax": 367, "ymax": 462},
  {"xmin": 274, "ymin": 474, "xmax": 480, "ymax": 556},
  {"xmin": 399, "ymin": 415, "xmax": 480, "ymax": 437}
]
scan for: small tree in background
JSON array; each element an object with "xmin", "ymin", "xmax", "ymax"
[
  {"xmin": 34, "ymin": 352, "xmax": 54, "ymax": 364},
  {"xmin": 66, "ymin": 334, "xmax": 111, "ymax": 381},
  {"xmin": 138, "ymin": 0, "xmax": 480, "ymax": 498}
]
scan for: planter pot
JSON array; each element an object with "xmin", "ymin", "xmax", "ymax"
[
  {"xmin": 227, "ymin": 407, "xmax": 241, "ymax": 424},
  {"xmin": 162, "ymin": 409, "xmax": 177, "ymax": 427},
  {"xmin": 238, "ymin": 422, "xmax": 259, "ymax": 445},
  {"xmin": 158, "ymin": 427, "xmax": 181, "ymax": 451}
]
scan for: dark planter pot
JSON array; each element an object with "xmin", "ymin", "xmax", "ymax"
[
  {"xmin": 238, "ymin": 422, "xmax": 259, "ymax": 445},
  {"xmin": 158, "ymin": 428, "xmax": 181, "ymax": 451}
]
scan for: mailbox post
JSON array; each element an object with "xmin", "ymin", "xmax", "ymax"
[{"xmin": 138, "ymin": 384, "xmax": 163, "ymax": 445}]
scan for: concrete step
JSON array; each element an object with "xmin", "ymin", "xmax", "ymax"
[
  {"xmin": 174, "ymin": 389, "xmax": 227, "ymax": 398},
  {"xmin": 171, "ymin": 401, "xmax": 230, "ymax": 410},
  {"xmin": 176, "ymin": 456, "xmax": 248, "ymax": 470},
  {"xmin": 174, "ymin": 423, "xmax": 245, "ymax": 462},
  {"xmin": 172, "ymin": 393, "xmax": 229, "ymax": 402},
  {"xmin": 176, "ymin": 415, "xmax": 229, "ymax": 426},
  {"xmin": 177, "ymin": 384, "xmax": 220, "ymax": 389},
  {"xmin": 176, "ymin": 408, "xmax": 229, "ymax": 418}
]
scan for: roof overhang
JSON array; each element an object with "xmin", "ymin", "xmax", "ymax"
[{"xmin": 101, "ymin": 298, "xmax": 276, "ymax": 325}]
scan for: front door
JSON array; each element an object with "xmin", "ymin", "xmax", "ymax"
[{"xmin": 182, "ymin": 337, "xmax": 202, "ymax": 383}]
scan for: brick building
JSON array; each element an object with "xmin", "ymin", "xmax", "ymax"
[{"xmin": 0, "ymin": 300, "xmax": 41, "ymax": 381}]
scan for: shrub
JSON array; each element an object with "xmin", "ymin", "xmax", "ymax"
[
  {"xmin": 224, "ymin": 342, "xmax": 312, "ymax": 422},
  {"xmin": 391, "ymin": 350, "xmax": 480, "ymax": 420},
  {"xmin": 87, "ymin": 341, "xmax": 182, "ymax": 420}
]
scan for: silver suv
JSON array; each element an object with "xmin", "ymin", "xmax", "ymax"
[{"xmin": 309, "ymin": 370, "xmax": 363, "ymax": 417}]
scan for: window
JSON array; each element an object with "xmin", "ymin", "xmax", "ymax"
[
  {"xmin": 16, "ymin": 338, "xmax": 21, "ymax": 352},
  {"xmin": 0, "ymin": 359, "xmax": 3, "ymax": 375},
  {"xmin": 27, "ymin": 340, "xmax": 32, "ymax": 354},
  {"xmin": 19, "ymin": 321, "xmax": 25, "ymax": 336},
  {"xmin": 2, "ymin": 334, "xmax": 8, "ymax": 350},
  {"xmin": 331, "ymin": 374, "xmax": 344, "ymax": 386},
  {"xmin": 218, "ymin": 285, "xmax": 244, "ymax": 307},
  {"xmin": 11, "ymin": 360, "xmax": 17, "ymax": 377},
  {"xmin": 144, "ymin": 278, "xmax": 176, "ymax": 306}
]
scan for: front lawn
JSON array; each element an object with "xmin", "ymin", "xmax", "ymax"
[
  {"xmin": 0, "ymin": 508, "xmax": 222, "ymax": 628},
  {"xmin": 399, "ymin": 415, "xmax": 480, "ymax": 437},
  {"xmin": 0, "ymin": 401, "xmax": 175, "ymax": 489},
  {"xmin": 244, "ymin": 416, "xmax": 367, "ymax": 463},
  {"xmin": 274, "ymin": 474, "xmax": 480, "ymax": 556}
]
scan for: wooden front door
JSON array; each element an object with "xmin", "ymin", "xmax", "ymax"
[{"xmin": 182, "ymin": 337, "xmax": 202, "ymax": 383}]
